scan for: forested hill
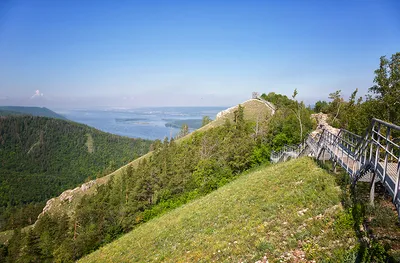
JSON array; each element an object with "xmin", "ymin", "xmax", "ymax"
[
  {"xmin": 0, "ymin": 115, "xmax": 152, "ymax": 231},
  {"xmin": 0, "ymin": 106, "xmax": 67, "ymax": 120}
]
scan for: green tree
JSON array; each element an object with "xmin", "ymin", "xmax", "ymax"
[
  {"xmin": 314, "ymin": 100, "xmax": 329, "ymax": 113},
  {"xmin": 20, "ymin": 229, "xmax": 42, "ymax": 262},
  {"xmin": 291, "ymin": 89, "xmax": 304, "ymax": 141},
  {"xmin": 176, "ymin": 124, "xmax": 189, "ymax": 139},
  {"xmin": 5, "ymin": 229, "xmax": 23, "ymax": 263},
  {"xmin": 0, "ymin": 244, "xmax": 7, "ymax": 263},
  {"xmin": 369, "ymin": 52, "xmax": 400, "ymax": 123},
  {"xmin": 201, "ymin": 116, "xmax": 212, "ymax": 127},
  {"xmin": 265, "ymin": 93, "xmax": 313, "ymax": 150},
  {"xmin": 234, "ymin": 104, "xmax": 245, "ymax": 130},
  {"xmin": 327, "ymin": 90, "xmax": 344, "ymax": 126},
  {"xmin": 193, "ymin": 159, "xmax": 231, "ymax": 194}
]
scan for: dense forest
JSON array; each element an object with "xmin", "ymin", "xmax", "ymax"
[{"xmin": 0, "ymin": 116, "xmax": 152, "ymax": 232}]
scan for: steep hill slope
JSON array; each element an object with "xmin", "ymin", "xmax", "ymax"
[
  {"xmin": 0, "ymin": 106, "xmax": 67, "ymax": 120},
  {"xmin": 0, "ymin": 115, "xmax": 152, "ymax": 231},
  {"xmin": 80, "ymin": 158, "xmax": 356, "ymax": 262}
]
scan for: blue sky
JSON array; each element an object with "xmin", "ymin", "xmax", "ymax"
[{"xmin": 0, "ymin": 0, "xmax": 399, "ymax": 107}]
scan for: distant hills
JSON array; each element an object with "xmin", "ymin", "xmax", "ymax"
[
  {"xmin": 0, "ymin": 115, "xmax": 152, "ymax": 231},
  {"xmin": 0, "ymin": 106, "xmax": 67, "ymax": 120}
]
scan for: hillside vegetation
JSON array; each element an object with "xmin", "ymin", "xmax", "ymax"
[
  {"xmin": 0, "ymin": 96, "xmax": 317, "ymax": 262},
  {"xmin": 198, "ymin": 99, "xmax": 273, "ymax": 132},
  {"xmin": 2, "ymin": 99, "xmax": 290, "ymax": 261},
  {"xmin": 0, "ymin": 116, "xmax": 152, "ymax": 231},
  {"xmin": 33, "ymin": 99, "xmax": 277, "ymax": 220},
  {"xmin": 0, "ymin": 106, "xmax": 66, "ymax": 120},
  {"xmin": 80, "ymin": 158, "xmax": 356, "ymax": 262}
]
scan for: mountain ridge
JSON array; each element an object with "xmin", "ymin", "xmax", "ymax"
[{"xmin": 0, "ymin": 106, "xmax": 67, "ymax": 120}]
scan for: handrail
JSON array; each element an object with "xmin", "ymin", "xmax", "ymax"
[
  {"xmin": 372, "ymin": 118, "xmax": 400, "ymax": 130},
  {"xmin": 256, "ymin": 97, "xmax": 276, "ymax": 115},
  {"xmin": 272, "ymin": 117, "xmax": 400, "ymax": 219},
  {"xmin": 270, "ymin": 142, "xmax": 308, "ymax": 163}
]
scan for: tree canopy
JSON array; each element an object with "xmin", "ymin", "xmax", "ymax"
[{"xmin": 0, "ymin": 116, "xmax": 152, "ymax": 231}]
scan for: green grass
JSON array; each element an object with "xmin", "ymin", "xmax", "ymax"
[
  {"xmin": 80, "ymin": 158, "xmax": 356, "ymax": 262},
  {"xmin": 353, "ymin": 180, "xmax": 400, "ymax": 261},
  {"xmin": 198, "ymin": 99, "xmax": 272, "ymax": 132},
  {"xmin": 317, "ymin": 160, "xmax": 400, "ymax": 261},
  {"xmin": 0, "ymin": 230, "xmax": 13, "ymax": 245}
]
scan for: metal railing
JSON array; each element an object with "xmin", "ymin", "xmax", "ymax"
[
  {"xmin": 270, "ymin": 142, "xmax": 308, "ymax": 163},
  {"xmin": 271, "ymin": 118, "xmax": 400, "ymax": 218},
  {"xmin": 256, "ymin": 97, "xmax": 276, "ymax": 115}
]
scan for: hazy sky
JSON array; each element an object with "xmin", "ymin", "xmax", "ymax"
[{"xmin": 0, "ymin": 0, "xmax": 399, "ymax": 108}]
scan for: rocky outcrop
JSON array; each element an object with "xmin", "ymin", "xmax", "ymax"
[
  {"xmin": 39, "ymin": 179, "xmax": 98, "ymax": 217},
  {"xmin": 216, "ymin": 99, "xmax": 275, "ymax": 119},
  {"xmin": 310, "ymin": 113, "xmax": 339, "ymax": 138}
]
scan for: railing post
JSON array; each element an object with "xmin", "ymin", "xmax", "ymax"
[
  {"xmin": 341, "ymin": 137, "xmax": 344, "ymax": 167},
  {"xmin": 375, "ymin": 123, "xmax": 381, "ymax": 170},
  {"xmin": 352, "ymin": 156, "xmax": 356, "ymax": 177},
  {"xmin": 395, "ymin": 161, "xmax": 400, "ymax": 203},
  {"xmin": 369, "ymin": 127, "xmax": 374, "ymax": 163},
  {"xmin": 383, "ymin": 127, "xmax": 391, "ymax": 184},
  {"xmin": 370, "ymin": 172, "xmax": 376, "ymax": 207},
  {"xmin": 394, "ymin": 160, "xmax": 400, "ymax": 203}
]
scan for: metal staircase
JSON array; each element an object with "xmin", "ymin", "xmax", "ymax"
[
  {"xmin": 271, "ymin": 118, "xmax": 400, "ymax": 218},
  {"xmin": 270, "ymin": 143, "xmax": 308, "ymax": 163}
]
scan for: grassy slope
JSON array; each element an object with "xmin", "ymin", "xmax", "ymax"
[
  {"xmin": 80, "ymin": 158, "xmax": 356, "ymax": 262},
  {"xmin": 198, "ymin": 99, "xmax": 271, "ymax": 132},
  {"xmin": 41, "ymin": 99, "xmax": 273, "ymax": 218}
]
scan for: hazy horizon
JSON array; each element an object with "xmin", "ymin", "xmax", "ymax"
[{"xmin": 1, "ymin": 1, "xmax": 399, "ymax": 108}]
